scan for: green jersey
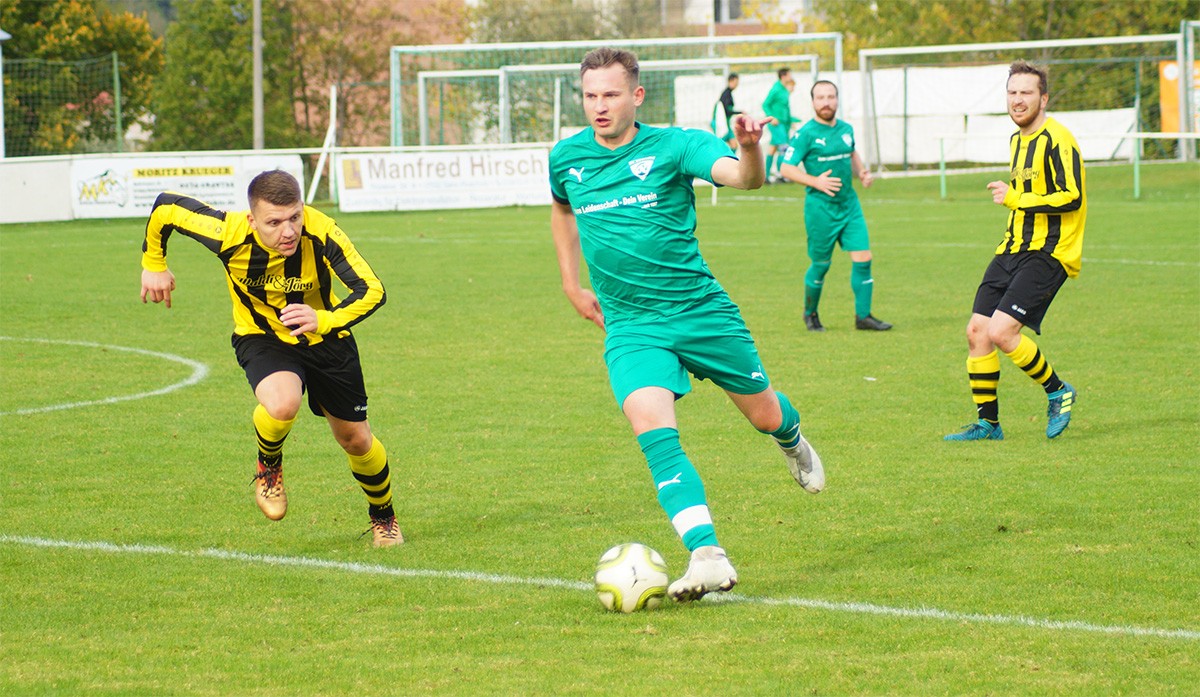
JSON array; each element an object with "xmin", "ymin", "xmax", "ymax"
[
  {"xmin": 549, "ymin": 123, "xmax": 734, "ymax": 322},
  {"xmin": 785, "ymin": 119, "xmax": 859, "ymax": 204},
  {"xmin": 762, "ymin": 81, "xmax": 795, "ymax": 129}
]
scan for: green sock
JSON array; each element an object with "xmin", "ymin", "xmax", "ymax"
[
  {"xmin": 637, "ymin": 428, "xmax": 717, "ymax": 551},
  {"xmin": 758, "ymin": 391, "xmax": 801, "ymax": 448},
  {"xmin": 851, "ymin": 260, "xmax": 874, "ymax": 318},
  {"xmin": 804, "ymin": 260, "xmax": 830, "ymax": 315}
]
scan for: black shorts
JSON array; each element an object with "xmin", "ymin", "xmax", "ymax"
[
  {"xmin": 232, "ymin": 333, "xmax": 369, "ymax": 421},
  {"xmin": 971, "ymin": 251, "xmax": 1068, "ymax": 335}
]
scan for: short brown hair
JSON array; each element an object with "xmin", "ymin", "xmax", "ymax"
[
  {"xmin": 1009, "ymin": 60, "xmax": 1048, "ymax": 95},
  {"xmin": 580, "ymin": 47, "xmax": 639, "ymax": 86},
  {"xmin": 810, "ymin": 79, "xmax": 838, "ymax": 98},
  {"xmin": 247, "ymin": 170, "xmax": 302, "ymax": 208}
]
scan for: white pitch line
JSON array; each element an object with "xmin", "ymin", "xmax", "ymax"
[
  {"xmin": 0, "ymin": 337, "xmax": 209, "ymax": 416},
  {"xmin": 4, "ymin": 534, "xmax": 1197, "ymax": 642},
  {"xmin": 1078, "ymin": 257, "xmax": 1200, "ymax": 268}
]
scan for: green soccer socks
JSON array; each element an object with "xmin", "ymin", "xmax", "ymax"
[
  {"xmin": 804, "ymin": 260, "xmax": 831, "ymax": 315},
  {"xmin": 760, "ymin": 390, "xmax": 801, "ymax": 448},
  {"xmin": 638, "ymin": 428, "xmax": 717, "ymax": 552},
  {"xmin": 850, "ymin": 260, "xmax": 874, "ymax": 319}
]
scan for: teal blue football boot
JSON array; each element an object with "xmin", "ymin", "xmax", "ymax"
[{"xmin": 944, "ymin": 420, "xmax": 1004, "ymax": 441}]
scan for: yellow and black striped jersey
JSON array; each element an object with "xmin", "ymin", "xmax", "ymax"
[
  {"xmin": 141, "ymin": 192, "xmax": 386, "ymax": 345},
  {"xmin": 997, "ymin": 116, "xmax": 1087, "ymax": 278}
]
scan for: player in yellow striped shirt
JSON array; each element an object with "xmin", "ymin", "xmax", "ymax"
[
  {"xmin": 946, "ymin": 61, "xmax": 1084, "ymax": 442},
  {"xmin": 140, "ymin": 170, "xmax": 401, "ymax": 546}
]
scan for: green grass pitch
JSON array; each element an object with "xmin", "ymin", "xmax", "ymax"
[{"xmin": 1, "ymin": 162, "xmax": 1197, "ymax": 695}]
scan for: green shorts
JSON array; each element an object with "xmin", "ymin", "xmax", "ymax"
[
  {"xmin": 603, "ymin": 293, "xmax": 770, "ymax": 409},
  {"xmin": 767, "ymin": 124, "xmax": 790, "ymax": 150},
  {"xmin": 804, "ymin": 195, "xmax": 869, "ymax": 260}
]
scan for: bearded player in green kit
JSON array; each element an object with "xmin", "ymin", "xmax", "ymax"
[
  {"xmin": 549, "ymin": 47, "xmax": 824, "ymax": 603},
  {"xmin": 780, "ymin": 80, "xmax": 891, "ymax": 332}
]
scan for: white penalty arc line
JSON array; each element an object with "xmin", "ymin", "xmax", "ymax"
[
  {"xmin": 0, "ymin": 337, "xmax": 209, "ymax": 416},
  {"xmin": 4, "ymin": 535, "xmax": 1197, "ymax": 642}
]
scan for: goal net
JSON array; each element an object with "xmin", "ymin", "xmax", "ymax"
[
  {"xmin": 390, "ymin": 33, "xmax": 844, "ymax": 147},
  {"xmin": 4, "ymin": 53, "xmax": 125, "ymax": 157},
  {"xmin": 416, "ymin": 55, "xmax": 819, "ymax": 147},
  {"xmin": 858, "ymin": 32, "xmax": 1195, "ymax": 171}
]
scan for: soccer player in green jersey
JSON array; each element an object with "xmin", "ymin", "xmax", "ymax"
[
  {"xmin": 945, "ymin": 60, "xmax": 1085, "ymax": 442},
  {"xmin": 140, "ymin": 170, "xmax": 402, "ymax": 546},
  {"xmin": 780, "ymin": 80, "xmax": 892, "ymax": 332},
  {"xmin": 762, "ymin": 67, "xmax": 797, "ymax": 181},
  {"xmin": 549, "ymin": 47, "xmax": 824, "ymax": 603}
]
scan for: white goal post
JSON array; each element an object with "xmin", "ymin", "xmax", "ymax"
[
  {"xmin": 391, "ymin": 33, "xmax": 845, "ymax": 147},
  {"xmin": 416, "ymin": 54, "xmax": 821, "ymax": 147},
  {"xmin": 859, "ymin": 33, "xmax": 1192, "ymax": 172}
]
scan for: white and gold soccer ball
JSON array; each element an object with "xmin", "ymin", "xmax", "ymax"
[{"xmin": 594, "ymin": 543, "xmax": 669, "ymax": 613}]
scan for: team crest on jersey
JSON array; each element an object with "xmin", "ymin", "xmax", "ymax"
[
  {"xmin": 628, "ymin": 156, "xmax": 655, "ymax": 181},
  {"xmin": 842, "ymin": 133, "xmax": 853, "ymax": 147}
]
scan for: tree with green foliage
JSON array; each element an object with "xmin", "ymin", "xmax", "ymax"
[
  {"xmin": 470, "ymin": 0, "xmax": 678, "ymax": 43},
  {"xmin": 150, "ymin": 0, "xmax": 304, "ymax": 151},
  {"xmin": 596, "ymin": 0, "xmax": 673, "ymax": 39},
  {"xmin": 0, "ymin": 0, "xmax": 162, "ymax": 155},
  {"xmin": 471, "ymin": 0, "xmax": 604, "ymax": 43}
]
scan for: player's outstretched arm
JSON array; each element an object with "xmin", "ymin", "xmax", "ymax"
[
  {"xmin": 550, "ymin": 201, "xmax": 605, "ymax": 330},
  {"xmin": 140, "ymin": 269, "xmax": 176, "ymax": 309},
  {"xmin": 711, "ymin": 115, "xmax": 769, "ymax": 190}
]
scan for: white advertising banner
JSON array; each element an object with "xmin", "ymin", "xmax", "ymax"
[
  {"xmin": 336, "ymin": 149, "xmax": 551, "ymax": 212},
  {"xmin": 69, "ymin": 154, "xmax": 305, "ymax": 219}
]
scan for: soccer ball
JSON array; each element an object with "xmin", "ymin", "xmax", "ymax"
[{"xmin": 594, "ymin": 543, "xmax": 669, "ymax": 613}]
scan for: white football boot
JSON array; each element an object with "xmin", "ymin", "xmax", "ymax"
[
  {"xmin": 668, "ymin": 545, "xmax": 738, "ymax": 602},
  {"xmin": 779, "ymin": 434, "xmax": 824, "ymax": 493}
]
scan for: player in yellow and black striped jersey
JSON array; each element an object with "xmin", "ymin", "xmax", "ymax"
[
  {"xmin": 140, "ymin": 170, "xmax": 402, "ymax": 546},
  {"xmin": 141, "ymin": 190, "xmax": 384, "ymax": 346},
  {"xmin": 945, "ymin": 61, "xmax": 1084, "ymax": 442},
  {"xmin": 995, "ymin": 110, "xmax": 1086, "ymax": 278}
]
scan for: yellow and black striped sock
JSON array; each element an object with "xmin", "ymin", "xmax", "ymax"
[
  {"xmin": 348, "ymin": 436, "xmax": 393, "ymax": 519},
  {"xmin": 967, "ymin": 350, "xmax": 1001, "ymax": 424},
  {"xmin": 253, "ymin": 404, "xmax": 294, "ymax": 467},
  {"xmin": 1005, "ymin": 335, "xmax": 1064, "ymax": 395}
]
